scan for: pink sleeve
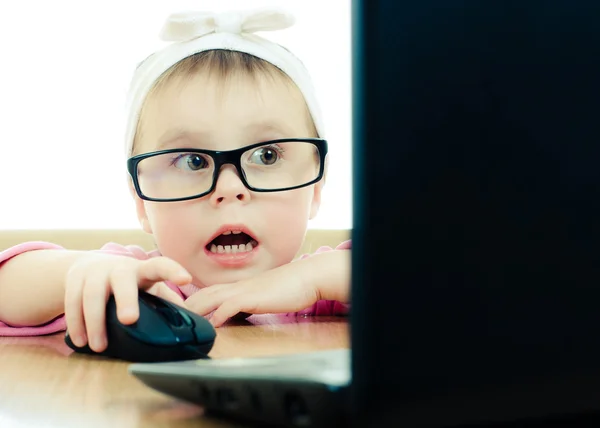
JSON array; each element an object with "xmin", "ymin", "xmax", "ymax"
[
  {"xmin": 0, "ymin": 241, "xmax": 184, "ymax": 337},
  {"xmin": 285, "ymin": 240, "xmax": 351, "ymax": 317}
]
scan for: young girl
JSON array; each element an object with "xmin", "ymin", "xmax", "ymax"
[{"xmin": 0, "ymin": 8, "xmax": 350, "ymax": 352}]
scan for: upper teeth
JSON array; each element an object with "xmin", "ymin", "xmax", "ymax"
[
  {"xmin": 221, "ymin": 230, "xmax": 243, "ymax": 236},
  {"xmin": 210, "ymin": 242, "xmax": 254, "ymax": 254}
]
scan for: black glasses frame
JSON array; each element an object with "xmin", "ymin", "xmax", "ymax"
[{"xmin": 127, "ymin": 138, "xmax": 328, "ymax": 202}]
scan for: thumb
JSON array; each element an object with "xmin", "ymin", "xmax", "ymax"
[{"xmin": 137, "ymin": 257, "xmax": 192, "ymax": 288}]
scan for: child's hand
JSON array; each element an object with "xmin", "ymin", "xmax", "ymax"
[
  {"xmin": 186, "ymin": 250, "xmax": 350, "ymax": 327},
  {"xmin": 64, "ymin": 253, "xmax": 191, "ymax": 352},
  {"xmin": 186, "ymin": 263, "xmax": 317, "ymax": 327}
]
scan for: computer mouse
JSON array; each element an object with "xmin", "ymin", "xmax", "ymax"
[{"xmin": 65, "ymin": 290, "xmax": 216, "ymax": 362}]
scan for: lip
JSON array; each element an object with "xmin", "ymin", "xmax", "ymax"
[
  {"xmin": 205, "ymin": 224, "xmax": 258, "ymax": 246},
  {"xmin": 204, "ymin": 224, "xmax": 259, "ymax": 267}
]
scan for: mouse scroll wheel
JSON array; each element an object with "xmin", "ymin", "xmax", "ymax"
[{"xmin": 157, "ymin": 307, "xmax": 183, "ymax": 327}]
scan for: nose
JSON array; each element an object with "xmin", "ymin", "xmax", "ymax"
[{"xmin": 209, "ymin": 165, "xmax": 251, "ymax": 206}]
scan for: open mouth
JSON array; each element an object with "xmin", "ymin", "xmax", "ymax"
[{"xmin": 206, "ymin": 230, "xmax": 259, "ymax": 254}]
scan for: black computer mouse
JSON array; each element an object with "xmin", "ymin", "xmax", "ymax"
[{"xmin": 65, "ymin": 290, "xmax": 216, "ymax": 362}]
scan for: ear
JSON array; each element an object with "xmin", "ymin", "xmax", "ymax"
[
  {"xmin": 129, "ymin": 180, "xmax": 153, "ymax": 234},
  {"xmin": 309, "ymin": 179, "xmax": 324, "ymax": 220}
]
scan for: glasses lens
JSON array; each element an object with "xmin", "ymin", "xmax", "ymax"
[
  {"xmin": 241, "ymin": 142, "xmax": 322, "ymax": 190},
  {"xmin": 136, "ymin": 151, "xmax": 215, "ymax": 200}
]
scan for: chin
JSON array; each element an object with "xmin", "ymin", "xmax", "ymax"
[{"xmin": 200, "ymin": 269, "xmax": 258, "ymax": 287}]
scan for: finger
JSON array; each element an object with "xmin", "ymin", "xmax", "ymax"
[
  {"xmin": 137, "ymin": 257, "xmax": 191, "ymax": 288},
  {"xmin": 209, "ymin": 298, "xmax": 253, "ymax": 327},
  {"xmin": 187, "ymin": 286, "xmax": 238, "ymax": 316},
  {"xmin": 82, "ymin": 276, "xmax": 111, "ymax": 353},
  {"xmin": 109, "ymin": 267, "xmax": 140, "ymax": 326},
  {"xmin": 189, "ymin": 297, "xmax": 221, "ymax": 317},
  {"xmin": 64, "ymin": 269, "xmax": 87, "ymax": 347},
  {"xmin": 148, "ymin": 282, "xmax": 187, "ymax": 308},
  {"xmin": 209, "ymin": 287, "xmax": 312, "ymax": 326}
]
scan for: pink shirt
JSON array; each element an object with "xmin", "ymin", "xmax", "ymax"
[{"xmin": 0, "ymin": 240, "xmax": 351, "ymax": 337}]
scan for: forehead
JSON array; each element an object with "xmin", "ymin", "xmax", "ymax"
[{"xmin": 135, "ymin": 68, "xmax": 315, "ymax": 154}]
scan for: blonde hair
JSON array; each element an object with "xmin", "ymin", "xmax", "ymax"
[{"xmin": 131, "ymin": 49, "xmax": 318, "ymax": 155}]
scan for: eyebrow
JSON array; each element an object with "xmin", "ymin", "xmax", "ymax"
[
  {"xmin": 244, "ymin": 121, "xmax": 294, "ymax": 138},
  {"xmin": 154, "ymin": 121, "xmax": 297, "ymax": 152},
  {"xmin": 155, "ymin": 130, "xmax": 210, "ymax": 151}
]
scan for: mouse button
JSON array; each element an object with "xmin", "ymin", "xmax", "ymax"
[
  {"xmin": 140, "ymin": 293, "xmax": 188, "ymax": 327},
  {"xmin": 133, "ymin": 307, "xmax": 197, "ymax": 345},
  {"xmin": 121, "ymin": 307, "xmax": 179, "ymax": 346},
  {"xmin": 191, "ymin": 317, "xmax": 217, "ymax": 344},
  {"xmin": 177, "ymin": 310, "xmax": 194, "ymax": 327},
  {"xmin": 121, "ymin": 323, "xmax": 179, "ymax": 346},
  {"xmin": 167, "ymin": 307, "xmax": 208, "ymax": 345},
  {"xmin": 173, "ymin": 307, "xmax": 215, "ymax": 343},
  {"xmin": 156, "ymin": 307, "xmax": 184, "ymax": 327}
]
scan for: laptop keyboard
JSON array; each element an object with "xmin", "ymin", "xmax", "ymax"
[{"xmin": 194, "ymin": 349, "xmax": 351, "ymax": 386}]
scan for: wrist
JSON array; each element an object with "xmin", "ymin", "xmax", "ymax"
[{"xmin": 302, "ymin": 250, "xmax": 351, "ymax": 303}]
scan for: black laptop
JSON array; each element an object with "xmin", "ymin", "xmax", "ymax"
[{"xmin": 130, "ymin": 1, "xmax": 600, "ymax": 426}]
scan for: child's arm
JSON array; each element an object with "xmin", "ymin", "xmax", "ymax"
[
  {"xmin": 0, "ymin": 243, "xmax": 190, "ymax": 351},
  {"xmin": 0, "ymin": 244, "xmax": 84, "ymax": 327},
  {"xmin": 186, "ymin": 248, "xmax": 351, "ymax": 327}
]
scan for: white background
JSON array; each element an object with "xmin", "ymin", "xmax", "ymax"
[{"xmin": 0, "ymin": 1, "xmax": 352, "ymax": 230}]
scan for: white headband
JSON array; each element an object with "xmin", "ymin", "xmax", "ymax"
[{"xmin": 124, "ymin": 7, "xmax": 325, "ymax": 157}]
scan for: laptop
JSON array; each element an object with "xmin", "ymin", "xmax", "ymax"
[{"xmin": 130, "ymin": 1, "xmax": 600, "ymax": 426}]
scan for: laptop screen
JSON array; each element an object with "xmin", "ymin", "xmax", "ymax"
[{"xmin": 351, "ymin": 1, "xmax": 600, "ymax": 425}]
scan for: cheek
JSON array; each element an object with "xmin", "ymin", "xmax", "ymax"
[
  {"xmin": 260, "ymin": 189, "xmax": 315, "ymax": 263},
  {"xmin": 144, "ymin": 202, "xmax": 201, "ymax": 258}
]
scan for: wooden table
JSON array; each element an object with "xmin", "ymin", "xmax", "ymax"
[{"xmin": 0, "ymin": 316, "xmax": 349, "ymax": 428}]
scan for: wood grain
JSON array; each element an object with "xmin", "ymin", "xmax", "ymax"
[{"xmin": 0, "ymin": 315, "xmax": 349, "ymax": 428}]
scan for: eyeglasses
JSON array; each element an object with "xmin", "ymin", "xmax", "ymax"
[{"xmin": 127, "ymin": 138, "xmax": 328, "ymax": 202}]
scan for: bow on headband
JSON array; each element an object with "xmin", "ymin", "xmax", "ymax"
[{"xmin": 160, "ymin": 8, "xmax": 296, "ymax": 42}]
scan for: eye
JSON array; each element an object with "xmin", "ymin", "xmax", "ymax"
[
  {"xmin": 249, "ymin": 146, "xmax": 282, "ymax": 166},
  {"xmin": 173, "ymin": 153, "xmax": 209, "ymax": 171}
]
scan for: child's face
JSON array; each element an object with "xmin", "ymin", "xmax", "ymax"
[{"xmin": 132, "ymin": 68, "xmax": 323, "ymax": 287}]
